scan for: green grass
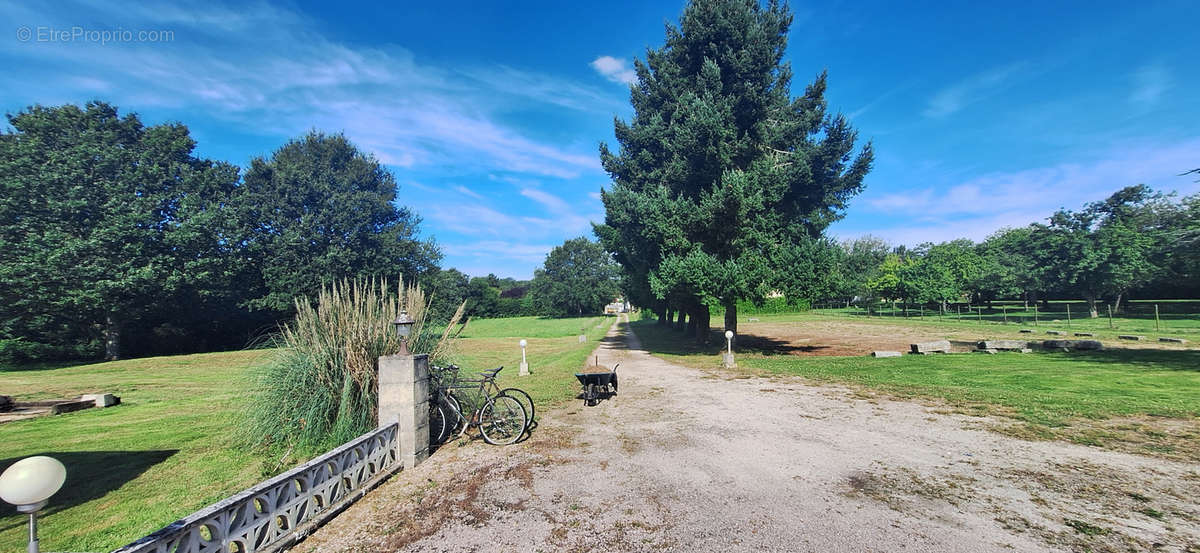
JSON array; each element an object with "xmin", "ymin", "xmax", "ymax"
[
  {"xmin": 0, "ymin": 314, "xmax": 617, "ymax": 552},
  {"xmin": 0, "ymin": 351, "xmax": 274, "ymax": 553},
  {"xmin": 452, "ymin": 315, "xmax": 617, "ymax": 409},
  {"xmin": 811, "ymin": 301, "xmax": 1200, "ymax": 337},
  {"xmin": 631, "ymin": 315, "xmax": 1200, "ymax": 460}
]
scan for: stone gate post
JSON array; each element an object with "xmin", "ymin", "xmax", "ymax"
[{"xmin": 377, "ymin": 353, "xmax": 430, "ymax": 469}]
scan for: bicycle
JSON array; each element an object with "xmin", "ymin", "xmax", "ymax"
[{"xmin": 429, "ymin": 365, "xmax": 529, "ymax": 446}]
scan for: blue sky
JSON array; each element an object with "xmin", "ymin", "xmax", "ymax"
[{"xmin": 3, "ymin": 0, "xmax": 1197, "ymax": 279}]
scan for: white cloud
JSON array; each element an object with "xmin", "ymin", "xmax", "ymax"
[
  {"xmin": 590, "ymin": 55, "xmax": 638, "ymax": 85},
  {"xmin": 1130, "ymin": 63, "xmax": 1171, "ymax": 106},
  {"xmin": 850, "ymin": 137, "xmax": 1200, "ymax": 244},
  {"xmin": 0, "ymin": 1, "xmax": 609, "ymax": 179},
  {"xmin": 923, "ymin": 62, "xmax": 1025, "ymax": 118},
  {"xmin": 454, "ymin": 185, "xmax": 484, "ymax": 200}
]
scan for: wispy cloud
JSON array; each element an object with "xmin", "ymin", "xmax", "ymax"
[
  {"xmin": 923, "ymin": 62, "xmax": 1025, "ymax": 118},
  {"xmin": 0, "ymin": 1, "xmax": 609, "ymax": 178},
  {"xmin": 853, "ymin": 137, "xmax": 1200, "ymax": 243},
  {"xmin": 1130, "ymin": 63, "xmax": 1171, "ymax": 106},
  {"xmin": 590, "ymin": 55, "xmax": 638, "ymax": 85},
  {"xmin": 454, "ymin": 185, "xmax": 484, "ymax": 200}
]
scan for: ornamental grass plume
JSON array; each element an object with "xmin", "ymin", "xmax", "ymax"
[{"xmin": 245, "ymin": 277, "xmax": 464, "ymax": 453}]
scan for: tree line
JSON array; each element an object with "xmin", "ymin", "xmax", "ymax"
[
  {"xmin": 0, "ymin": 102, "xmax": 618, "ymax": 363},
  {"xmin": 829, "ymin": 185, "xmax": 1200, "ymax": 316}
]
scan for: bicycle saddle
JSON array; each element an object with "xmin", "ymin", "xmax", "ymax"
[{"xmin": 479, "ymin": 366, "xmax": 503, "ymax": 377}]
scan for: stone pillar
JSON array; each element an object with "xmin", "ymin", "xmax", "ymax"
[{"xmin": 378, "ymin": 353, "xmax": 430, "ymax": 469}]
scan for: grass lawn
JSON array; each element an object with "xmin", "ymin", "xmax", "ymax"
[
  {"xmin": 811, "ymin": 300, "xmax": 1200, "ymax": 338},
  {"xmin": 0, "ymin": 314, "xmax": 615, "ymax": 553},
  {"xmin": 631, "ymin": 314, "xmax": 1200, "ymax": 461},
  {"xmin": 452, "ymin": 315, "xmax": 616, "ymax": 410}
]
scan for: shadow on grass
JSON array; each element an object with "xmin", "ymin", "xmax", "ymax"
[
  {"xmin": 1062, "ymin": 348, "xmax": 1200, "ymax": 372},
  {"xmin": 631, "ymin": 321, "xmax": 816, "ymax": 356},
  {"xmin": 0, "ymin": 450, "xmax": 177, "ymax": 529}
]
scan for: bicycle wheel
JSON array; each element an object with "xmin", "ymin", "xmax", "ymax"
[
  {"xmin": 429, "ymin": 401, "xmax": 448, "ymax": 446},
  {"xmin": 479, "ymin": 395, "xmax": 527, "ymax": 445},
  {"xmin": 498, "ymin": 387, "xmax": 535, "ymax": 428},
  {"xmin": 442, "ymin": 393, "xmax": 465, "ymax": 437}
]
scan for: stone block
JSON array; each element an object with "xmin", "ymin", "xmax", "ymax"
[
  {"xmin": 910, "ymin": 340, "xmax": 951, "ymax": 354},
  {"xmin": 81, "ymin": 393, "xmax": 119, "ymax": 407},
  {"xmin": 377, "ymin": 353, "xmax": 430, "ymax": 470},
  {"xmin": 1074, "ymin": 332, "xmax": 1093, "ymax": 337},
  {"xmin": 1118, "ymin": 335, "xmax": 1144, "ymax": 341},
  {"xmin": 871, "ymin": 351, "xmax": 902, "ymax": 358},
  {"xmin": 978, "ymin": 340, "xmax": 1027, "ymax": 351},
  {"xmin": 1019, "ymin": 348, "xmax": 1033, "ymax": 353},
  {"xmin": 975, "ymin": 348, "xmax": 998, "ymax": 354},
  {"xmin": 1043, "ymin": 339, "xmax": 1102, "ymax": 350},
  {"xmin": 1159, "ymin": 337, "xmax": 1187, "ymax": 344},
  {"xmin": 1019, "ymin": 329, "xmax": 1033, "ymax": 333},
  {"xmin": 0, "ymin": 395, "xmax": 11, "ymax": 412},
  {"xmin": 722, "ymin": 352, "xmax": 737, "ymax": 368},
  {"xmin": 1046, "ymin": 330, "xmax": 1066, "ymax": 335}
]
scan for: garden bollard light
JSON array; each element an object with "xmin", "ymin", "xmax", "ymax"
[
  {"xmin": 391, "ymin": 309, "xmax": 415, "ymax": 355},
  {"xmin": 722, "ymin": 330, "xmax": 737, "ymax": 369},
  {"xmin": 519, "ymin": 339, "xmax": 530, "ymax": 376},
  {"xmin": 0, "ymin": 455, "xmax": 67, "ymax": 553}
]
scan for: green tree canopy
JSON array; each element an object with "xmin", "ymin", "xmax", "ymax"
[
  {"xmin": 596, "ymin": 0, "xmax": 872, "ymax": 343},
  {"xmin": 0, "ymin": 102, "xmax": 239, "ymax": 360},
  {"xmin": 530, "ymin": 237, "xmax": 620, "ymax": 317},
  {"xmin": 233, "ymin": 131, "xmax": 440, "ymax": 314}
]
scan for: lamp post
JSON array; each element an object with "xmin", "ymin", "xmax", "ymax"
[
  {"xmin": 722, "ymin": 330, "xmax": 737, "ymax": 369},
  {"xmin": 0, "ymin": 455, "xmax": 66, "ymax": 553},
  {"xmin": 391, "ymin": 309, "xmax": 415, "ymax": 355},
  {"xmin": 519, "ymin": 339, "xmax": 529, "ymax": 376}
]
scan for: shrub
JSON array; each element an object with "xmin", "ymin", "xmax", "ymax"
[{"xmin": 244, "ymin": 278, "xmax": 462, "ymax": 454}]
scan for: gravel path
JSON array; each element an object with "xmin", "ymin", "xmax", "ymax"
[{"xmin": 300, "ymin": 315, "xmax": 1200, "ymax": 553}]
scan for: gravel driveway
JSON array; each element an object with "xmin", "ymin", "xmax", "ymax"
[{"xmin": 300, "ymin": 315, "xmax": 1200, "ymax": 553}]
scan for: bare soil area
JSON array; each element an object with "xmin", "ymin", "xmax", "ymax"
[
  {"xmin": 737, "ymin": 317, "xmax": 1193, "ymax": 357},
  {"xmin": 300, "ymin": 315, "xmax": 1200, "ymax": 553}
]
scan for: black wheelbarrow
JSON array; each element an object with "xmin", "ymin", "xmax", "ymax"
[{"xmin": 575, "ymin": 358, "xmax": 618, "ymax": 406}]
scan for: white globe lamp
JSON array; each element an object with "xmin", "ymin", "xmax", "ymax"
[{"xmin": 0, "ymin": 455, "xmax": 67, "ymax": 553}]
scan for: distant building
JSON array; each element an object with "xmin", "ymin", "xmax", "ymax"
[{"xmin": 604, "ymin": 297, "xmax": 630, "ymax": 315}]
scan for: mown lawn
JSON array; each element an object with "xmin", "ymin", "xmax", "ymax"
[
  {"xmin": 0, "ymin": 314, "xmax": 615, "ymax": 553},
  {"xmin": 631, "ymin": 316, "xmax": 1200, "ymax": 461}
]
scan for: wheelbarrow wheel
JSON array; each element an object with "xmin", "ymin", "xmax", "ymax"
[{"xmin": 480, "ymin": 395, "xmax": 527, "ymax": 445}]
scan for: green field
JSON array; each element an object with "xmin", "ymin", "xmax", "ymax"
[
  {"xmin": 811, "ymin": 299, "xmax": 1200, "ymax": 338},
  {"xmin": 0, "ymin": 315, "xmax": 614, "ymax": 553},
  {"xmin": 631, "ymin": 314, "xmax": 1200, "ymax": 461}
]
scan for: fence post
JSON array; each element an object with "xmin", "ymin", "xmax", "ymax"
[
  {"xmin": 1107, "ymin": 304, "xmax": 1113, "ymax": 329},
  {"xmin": 1034, "ymin": 304, "xmax": 1039, "ymax": 326},
  {"xmin": 1155, "ymin": 304, "xmax": 1160, "ymax": 331},
  {"xmin": 378, "ymin": 352, "xmax": 430, "ymax": 469},
  {"xmin": 1066, "ymin": 303, "xmax": 1071, "ymax": 327},
  {"xmin": 1002, "ymin": 305, "xmax": 1007, "ymax": 324},
  {"xmin": 976, "ymin": 306, "xmax": 982, "ymax": 324}
]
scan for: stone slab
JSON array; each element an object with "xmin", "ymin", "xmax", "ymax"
[
  {"xmin": 978, "ymin": 340, "xmax": 1027, "ymax": 351},
  {"xmin": 1118, "ymin": 335, "xmax": 1144, "ymax": 341},
  {"xmin": 910, "ymin": 340, "xmax": 952, "ymax": 354},
  {"xmin": 975, "ymin": 348, "xmax": 998, "ymax": 354},
  {"xmin": 871, "ymin": 351, "xmax": 902, "ymax": 358},
  {"xmin": 1019, "ymin": 329, "xmax": 1033, "ymax": 333},
  {"xmin": 1019, "ymin": 348, "xmax": 1033, "ymax": 353},
  {"xmin": 1074, "ymin": 332, "xmax": 1093, "ymax": 337},
  {"xmin": 1043, "ymin": 339, "xmax": 1102, "ymax": 350},
  {"xmin": 1159, "ymin": 337, "xmax": 1187, "ymax": 344},
  {"xmin": 1046, "ymin": 330, "xmax": 1066, "ymax": 335},
  {"xmin": 81, "ymin": 393, "xmax": 119, "ymax": 407}
]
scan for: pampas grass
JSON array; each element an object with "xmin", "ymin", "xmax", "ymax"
[{"xmin": 245, "ymin": 277, "xmax": 463, "ymax": 453}]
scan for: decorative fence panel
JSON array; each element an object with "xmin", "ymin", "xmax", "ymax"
[{"xmin": 112, "ymin": 423, "xmax": 401, "ymax": 553}]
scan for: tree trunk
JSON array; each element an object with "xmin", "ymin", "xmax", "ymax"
[
  {"xmin": 695, "ymin": 304, "xmax": 711, "ymax": 345},
  {"xmin": 686, "ymin": 309, "xmax": 698, "ymax": 338},
  {"xmin": 661, "ymin": 308, "xmax": 672, "ymax": 326},
  {"xmin": 1113, "ymin": 291, "xmax": 1124, "ymax": 315},
  {"xmin": 1086, "ymin": 295, "xmax": 1098, "ymax": 319},
  {"xmin": 723, "ymin": 299, "xmax": 737, "ymax": 349},
  {"xmin": 675, "ymin": 310, "xmax": 686, "ymax": 331},
  {"xmin": 104, "ymin": 314, "xmax": 121, "ymax": 361}
]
